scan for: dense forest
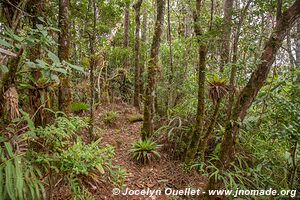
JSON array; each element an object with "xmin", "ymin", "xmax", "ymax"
[{"xmin": 0, "ymin": 0, "xmax": 300, "ymax": 199}]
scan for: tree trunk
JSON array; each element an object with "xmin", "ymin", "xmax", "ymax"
[
  {"xmin": 198, "ymin": 99, "xmax": 221, "ymax": 161},
  {"xmin": 120, "ymin": 3, "xmax": 130, "ymax": 100},
  {"xmin": 166, "ymin": 0, "xmax": 173, "ymax": 112},
  {"xmin": 89, "ymin": 0, "xmax": 96, "ymax": 139},
  {"xmin": 141, "ymin": 0, "xmax": 165, "ymax": 140},
  {"xmin": 123, "ymin": 4, "xmax": 130, "ymax": 52},
  {"xmin": 226, "ymin": 0, "xmax": 251, "ymax": 120},
  {"xmin": 219, "ymin": 0, "xmax": 300, "ymax": 170},
  {"xmin": 220, "ymin": 0, "xmax": 234, "ymax": 72},
  {"xmin": 296, "ymin": 19, "xmax": 300, "ymax": 67},
  {"xmin": 58, "ymin": 0, "xmax": 72, "ymax": 114},
  {"xmin": 133, "ymin": 0, "xmax": 143, "ymax": 109},
  {"xmin": 140, "ymin": 7, "xmax": 148, "ymax": 95},
  {"xmin": 27, "ymin": 0, "xmax": 46, "ymax": 126},
  {"xmin": 185, "ymin": 0, "xmax": 207, "ymax": 164}
]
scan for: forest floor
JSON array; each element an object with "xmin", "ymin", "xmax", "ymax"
[
  {"xmin": 89, "ymin": 102, "xmax": 206, "ymax": 199},
  {"xmin": 52, "ymin": 102, "xmax": 206, "ymax": 199}
]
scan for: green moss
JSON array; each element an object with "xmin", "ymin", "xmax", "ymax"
[{"xmin": 128, "ymin": 114, "xmax": 143, "ymax": 123}]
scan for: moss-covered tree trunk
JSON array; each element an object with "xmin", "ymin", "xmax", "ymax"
[
  {"xmin": 184, "ymin": 0, "xmax": 207, "ymax": 164},
  {"xmin": 58, "ymin": 0, "xmax": 72, "ymax": 114},
  {"xmin": 219, "ymin": 0, "xmax": 300, "ymax": 171},
  {"xmin": 27, "ymin": 0, "xmax": 46, "ymax": 126},
  {"xmin": 133, "ymin": 0, "xmax": 143, "ymax": 109},
  {"xmin": 141, "ymin": 7, "xmax": 148, "ymax": 95},
  {"xmin": 141, "ymin": 0, "xmax": 165, "ymax": 140},
  {"xmin": 198, "ymin": 99, "xmax": 221, "ymax": 161}
]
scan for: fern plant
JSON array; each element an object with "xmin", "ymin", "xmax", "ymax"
[
  {"xmin": 59, "ymin": 138, "xmax": 114, "ymax": 175},
  {"xmin": 130, "ymin": 139, "xmax": 161, "ymax": 164},
  {"xmin": 71, "ymin": 102, "xmax": 89, "ymax": 113}
]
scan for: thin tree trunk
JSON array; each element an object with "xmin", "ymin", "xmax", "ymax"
[
  {"xmin": 89, "ymin": 0, "xmax": 96, "ymax": 139},
  {"xmin": 198, "ymin": 99, "xmax": 221, "ymax": 161},
  {"xmin": 133, "ymin": 0, "xmax": 143, "ymax": 109},
  {"xmin": 296, "ymin": 19, "xmax": 300, "ymax": 67},
  {"xmin": 58, "ymin": 0, "xmax": 72, "ymax": 114},
  {"xmin": 226, "ymin": 0, "xmax": 252, "ymax": 120},
  {"xmin": 166, "ymin": 0, "xmax": 173, "ymax": 112},
  {"xmin": 141, "ymin": 0, "xmax": 166, "ymax": 140},
  {"xmin": 185, "ymin": 0, "xmax": 207, "ymax": 164},
  {"xmin": 220, "ymin": 0, "xmax": 234, "ymax": 72},
  {"xmin": 121, "ymin": 3, "xmax": 130, "ymax": 99},
  {"xmin": 141, "ymin": 7, "xmax": 148, "ymax": 95}
]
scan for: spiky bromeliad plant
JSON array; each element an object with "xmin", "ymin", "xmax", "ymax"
[
  {"xmin": 208, "ymin": 76, "xmax": 231, "ymax": 105},
  {"xmin": 130, "ymin": 139, "xmax": 161, "ymax": 164}
]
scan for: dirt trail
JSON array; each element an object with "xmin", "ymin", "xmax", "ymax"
[{"xmin": 93, "ymin": 103, "xmax": 206, "ymax": 200}]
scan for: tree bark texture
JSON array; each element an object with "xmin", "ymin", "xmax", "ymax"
[
  {"xmin": 185, "ymin": 0, "xmax": 207, "ymax": 163},
  {"xmin": 141, "ymin": 0, "xmax": 165, "ymax": 140},
  {"xmin": 219, "ymin": 0, "xmax": 300, "ymax": 169},
  {"xmin": 58, "ymin": 0, "xmax": 72, "ymax": 114},
  {"xmin": 133, "ymin": 0, "xmax": 143, "ymax": 109}
]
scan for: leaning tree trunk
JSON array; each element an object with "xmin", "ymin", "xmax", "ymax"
[
  {"xmin": 141, "ymin": 0, "xmax": 165, "ymax": 140},
  {"xmin": 219, "ymin": 0, "xmax": 300, "ymax": 171},
  {"xmin": 58, "ymin": 0, "xmax": 72, "ymax": 114},
  {"xmin": 198, "ymin": 99, "xmax": 221, "ymax": 161},
  {"xmin": 133, "ymin": 0, "xmax": 143, "ymax": 109},
  {"xmin": 185, "ymin": 0, "xmax": 207, "ymax": 164}
]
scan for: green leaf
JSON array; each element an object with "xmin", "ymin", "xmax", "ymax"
[
  {"xmin": 5, "ymin": 160, "xmax": 16, "ymax": 200},
  {"xmin": 52, "ymin": 67, "xmax": 67, "ymax": 74},
  {"xmin": 36, "ymin": 59, "xmax": 48, "ymax": 69},
  {"xmin": 66, "ymin": 62, "xmax": 84, "ymax": 72},
  {"xmin": 0, "ymin": 166, "xmax": 3, "ymax": 199},
  {"xmin": 0, "ymin": 65, "xmax": 9, "ymax": 73},
  {"xmin": 37, "ymin": 17, "xmax": 45, "ymax": 23},
  {"xmin": 96, "ymin": 164, "xmax": 105, "ymax": 174},
  {"xmin": 19, "ymin": 83, "xmax": 35, "ymax": 90},
  {"xmin": 14, "ymin": 157, "xmax": 24, "ymax": 200},
  {"xmin": 50, "ymin": 74, "xmax": 60, "ymax": 84},
  {"xmin": 26, "ymin": 61, "xmax": 37, "ymax": 69},
  {"xmin": 46, "ymin": 50, "xmax": 60, "ymax": 64},
  {"xmin": 36, "ymin": 24, "xmax": 44, "ymax": 30},
  {"xmin": 0, "ymin": 38, "xmax": 12, "ymax": 48},
  {"xmin": 4, "ymin": 142, "xmax": 14, "ymax": 158},
  {"xmin": 19, "ymin": 110, "xmax": 35, "ymax": 131}
]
